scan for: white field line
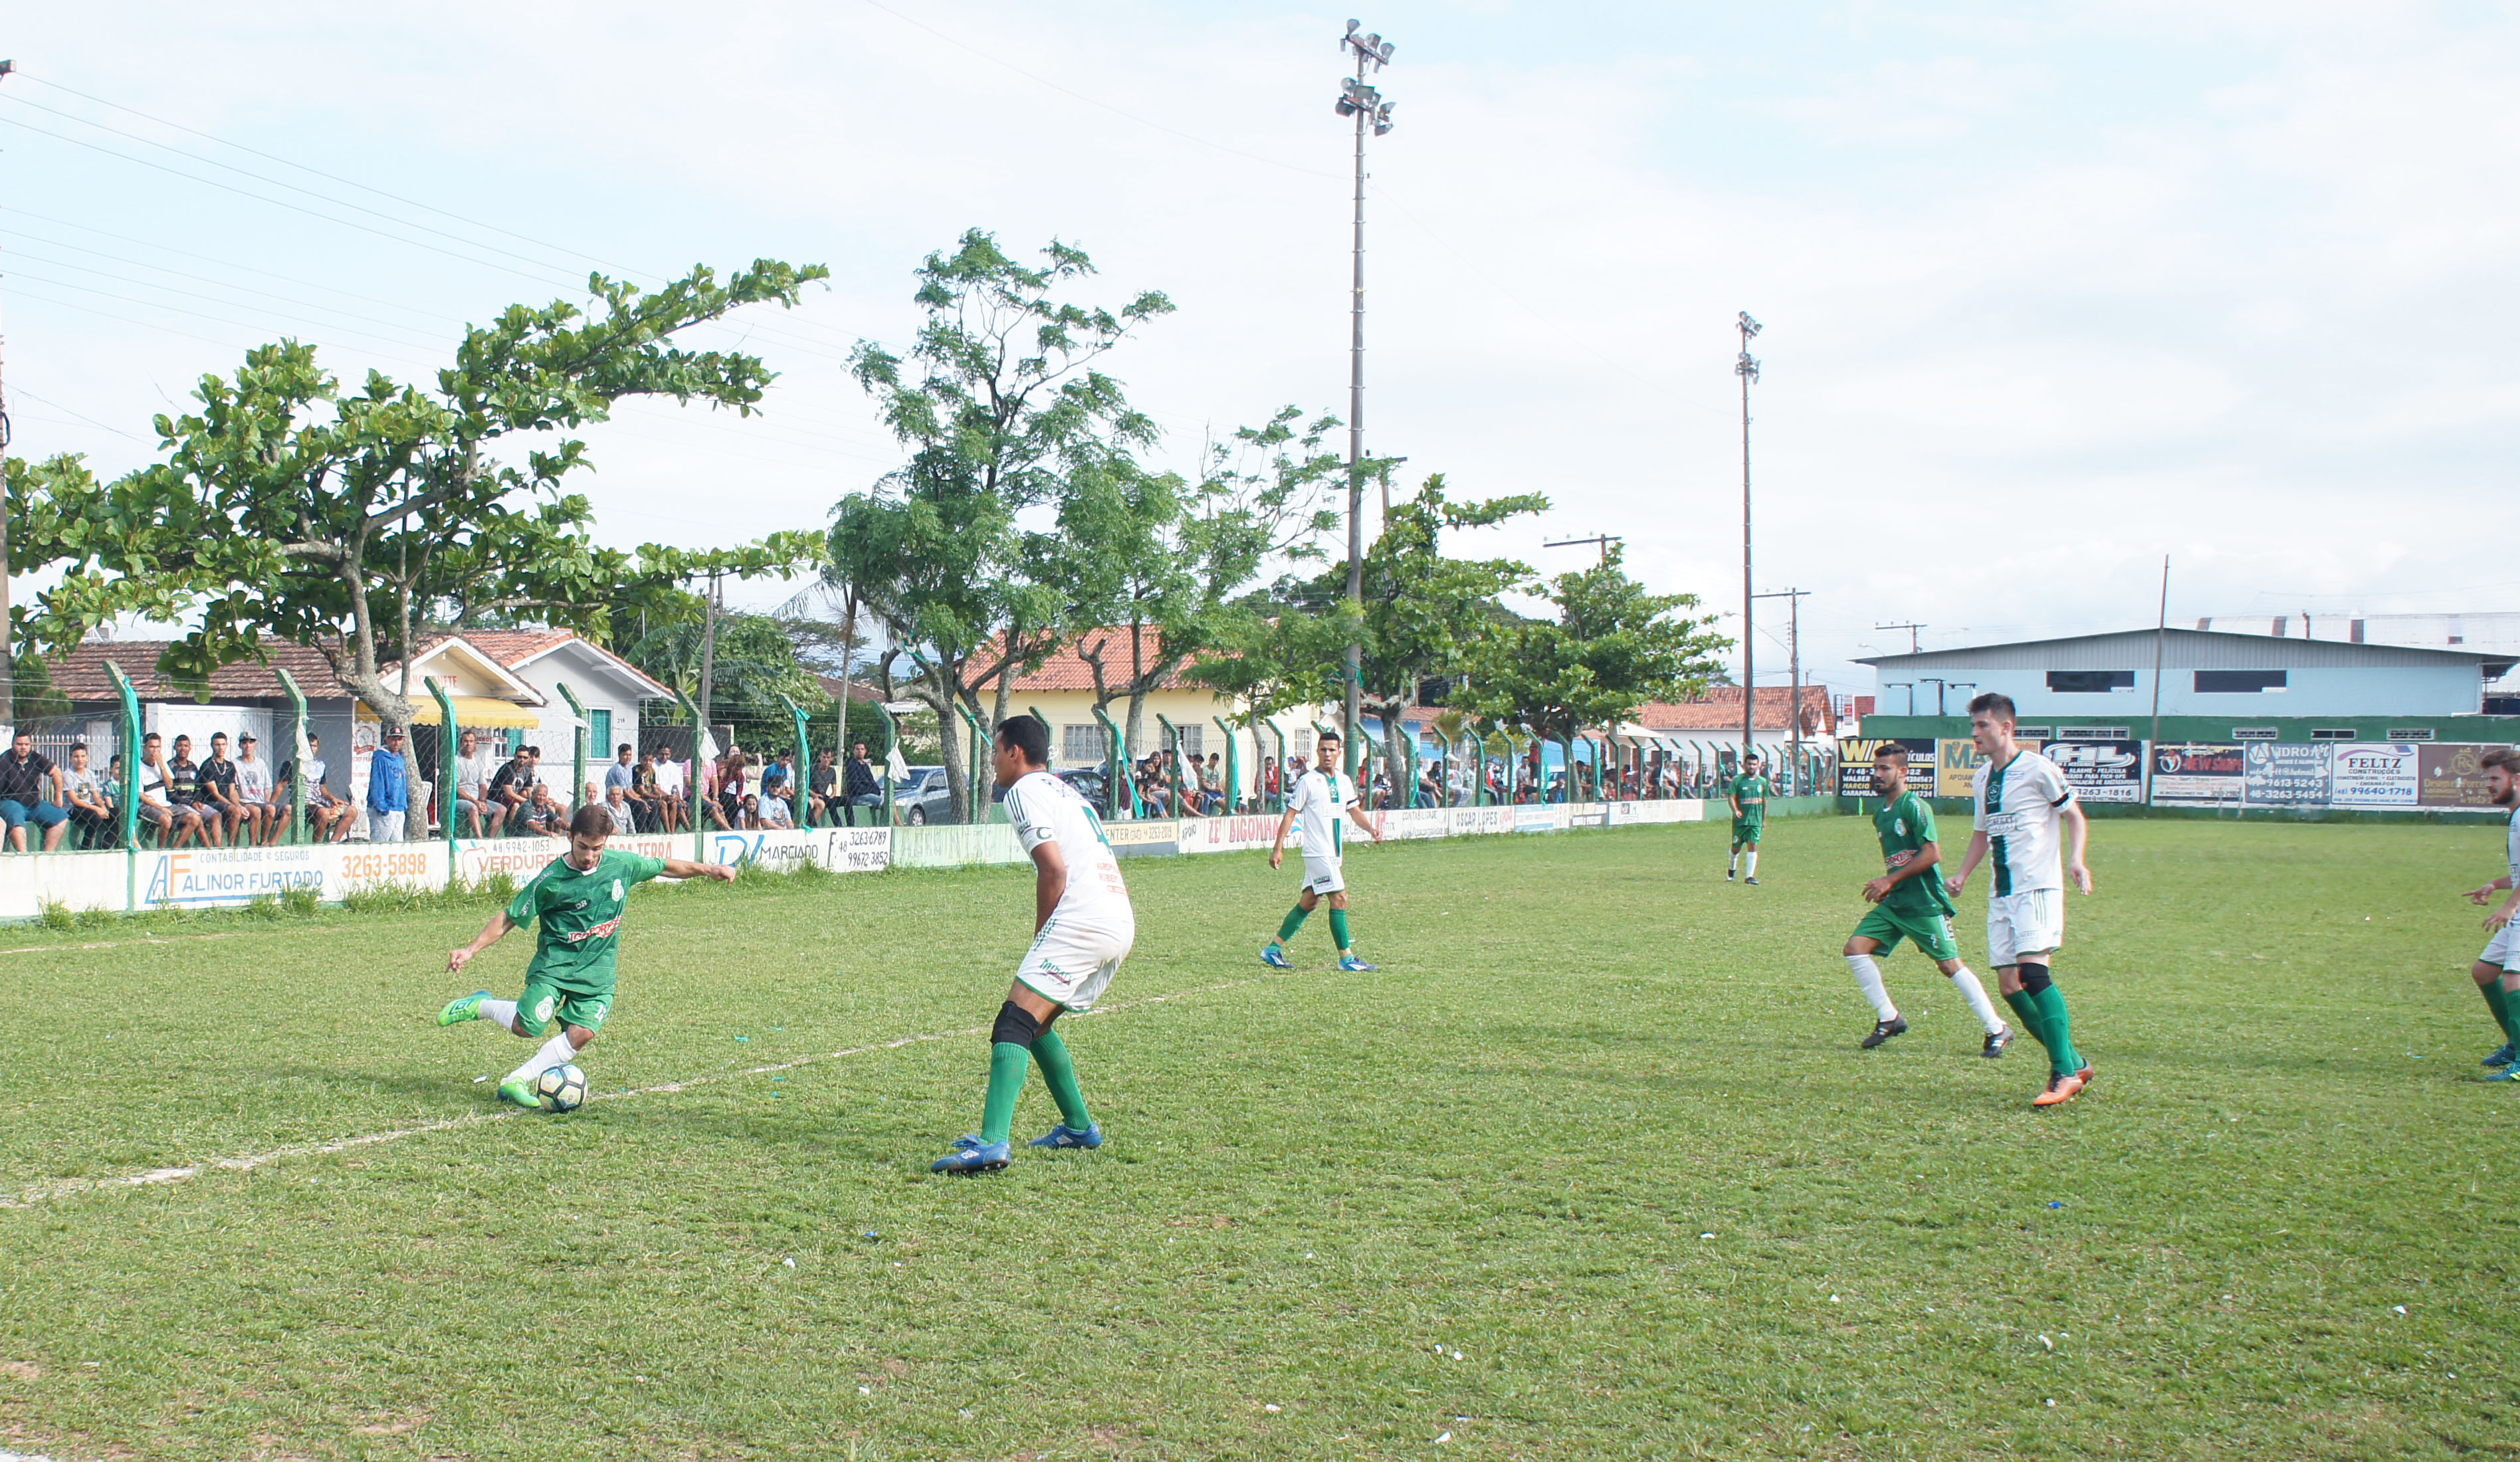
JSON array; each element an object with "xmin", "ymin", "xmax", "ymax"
[
  {"xmin": 0, "ymin": 931, "xmax": 252, "ymax": 958},
  {"xmin": 0, "ymin": 975, "xmax": 1273, "ymax": 1212}
]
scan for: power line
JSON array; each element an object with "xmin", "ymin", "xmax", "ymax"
[
  {"xmin": 5, "ymin": 385, "xmax": 154, "ymax": 444},
  {"xmin": 5, "ymin": 268, "xmax": 444, "ymax": 366},
  {"xmin": 5, "ymin": 254, "xmax": 449, "ymax": 352}
]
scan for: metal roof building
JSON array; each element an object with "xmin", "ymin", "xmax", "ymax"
[{"xmin": 1858, "ymin": 627, "xmax": 2514, "ymax": 722}]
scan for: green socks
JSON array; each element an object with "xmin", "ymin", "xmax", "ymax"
[
  {"xmin": 2026, "ymin": 986, "xmax": 2082, "ymax": 1077},
  {"xmin": 1029, "ymin": 1027, "xmax": 1092, "ymax": 1131},
  {"xmin": 1328, "ymin": 908, "xmax": 1352, "ymax": 952},
  {"xmin": 2486, "ymin": 977, "xmax": 2519, "ymax": 1045},
  {"xmin": 979, "ymin": 1041, "xmax": 1029, "ymax": 1146},
  {"xmin": 1277, "ymin": 905, "xmax": 1311, "ymax": 943},
  {"xmin": 2002, "ymin": 989, "xmax": 2046, "ymax": 1055}
]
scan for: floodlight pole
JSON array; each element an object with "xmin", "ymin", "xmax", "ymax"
[
  {"xmin": 1336, "ymin": 19, "xmax": 1395, "ymax": 780},
  {"xmin": 1736, "ymin": 313, "xmax": 1761, "ymax": 766}
]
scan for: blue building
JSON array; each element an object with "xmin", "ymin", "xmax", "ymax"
[{"xmin": 1860, "ymin": 627, "xmax": 2511, "ymax": 724}]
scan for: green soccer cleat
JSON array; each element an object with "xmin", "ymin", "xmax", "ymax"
[
  {"xmin": 497, "ymin": 1079, "xmax": 541, "ymax": 1108},
  {"xmin": 437, "ymin": 990, "xmax": 492, "ymax": 1027}
]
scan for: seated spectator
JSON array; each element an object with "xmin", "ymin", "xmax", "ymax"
[
  {"xmin": 738, "ymin": 792, "xmax": 764, "ymax": 829},
  {"xmin": 198, "ymin": 732, "xmax": 247, "ymax": 846},
  {"xmin": 516, "ymin": 782, "xmax": 564, "ymax": 837},
  {"xmin": 1198, "ymin": 752, "xmax": 1223, "ymax": 815},
  {"xmin": 756, "ymin": 776, "xmax": 795, "ymax": 830},
  {"xmin": 453, "ymin": 730, "xmax": 506, "ymax": 839},
  {"xmin": 292, "ymin": 732, "xmax": 354, "ymax": 842},
  {"xmin": 233, "ymin": 732, "xmax": 278, "ymax": 844},
  {"xmin": 136, "ymin": 733, "xmax": 207, "ymax": 847},
  {"xmin": 636, "ymin": 751, "xmax": 683, "ymax": 833},
  {"xmin": 807, "ymin": 748, "xmax": 838, "ymax": 827},
  {"xmin": 488, "ymin": 744, "xmax": 538, "ymax": 831},
  {"xmin": 714, "ymin": 745, "xmax": 748, "ymax": 830},
  {"xmin": 0, "ymin": 729, "xmax": 70, "ymax": 853},
  {"xmin": 60, "ymin": 742, "xmax": 114, "ymax": 851},
  {"xmin": 165, "ymin": 735, "xmax": 229, "ymax": 848},
  {"xmin": 604, "ymin": 784, "xmax": 638, "ymax": 835},
  {"xmin": 841, "ymin": 741, "xmax": 882, "ymax": 825},
  {"xmin": 603, "ymin": 742, "xmax": 638, "ymax": 816}
]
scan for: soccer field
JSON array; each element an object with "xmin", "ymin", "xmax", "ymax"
[{"xmin": 0, "ymin": 817, "xmax": 2507, "ymax": 1460}]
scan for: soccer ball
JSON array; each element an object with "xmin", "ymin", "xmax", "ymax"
[{"xmin": 534, "ymin": 1063, "xmax": 588, "ymax": 1113}]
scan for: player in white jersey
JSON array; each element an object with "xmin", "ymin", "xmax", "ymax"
[
  {"xmin": 1945, "ymin": 692, "xmax": 2095, "ymax": 1107},
  {"xmin": 2456, "ymin": 747, "xmax": 2520, "ymax": 1077},
  {"xmin": 932, "ymin": 714, "xmax": 1135, "ymax": 1174},
  {"xmin": 1261, "ymin": 729, "xmax": 1385, "ymax": 972}
]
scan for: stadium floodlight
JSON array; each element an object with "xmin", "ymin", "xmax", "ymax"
[
  {"xmin": 1334, "ymin": 20, "xmax": 1398, "ymax": 775},
  {"xmin": 1736, "ymin": 311, "xmax": 1763, "ymax": 761}
]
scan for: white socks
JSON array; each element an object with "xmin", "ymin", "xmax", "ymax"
[
  {"xmin": 1743, "ymin": 851, "xmax": 1758, "ymax": 878},
  {"xmin": 504, "ymin": 1032, "xmax": 578, "ymax": 1088},
  {"xmin": 478, "ymin": 997, "xmax": 518, "ymax": 1030},
  {"xmin": 1947, "ymin": 964, "xmax": 2006, "ymax": 1035},
  {"xmin": 1845, "ymin": 953, "xmax": 1898, "ymax": 1021},
  {"xmin": 1729, "ymin": 851, "xmax": 1739, "ymax": 873}
]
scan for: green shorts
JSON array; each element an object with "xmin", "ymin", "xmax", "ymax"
[
  {"xmin": 1731, "ymin": 819, "xmax": 1763, "ymax": 846},
  {"xmin": 1853, "ymin": 904, "xmax": 1959, "ymax": 964},
  {"xmin": 515, "ymin": 976, "xmax": 613, "ymax": 1037}
]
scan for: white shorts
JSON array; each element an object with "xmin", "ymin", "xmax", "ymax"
[
  {"xmin": 1015, "ymin": 909, "xmax": 1135, "ymax": 1013},
  {"xmin": 2481, "ymin": 923, "xmax": 2520, "ymax": 971},
  {"xmin": 1301, "ymin": 854, "xmax": 1345, "ymax": 896},
  {"xmin": 1986, "ymin": 888, "xmax": 2065, "ymax": 968}
]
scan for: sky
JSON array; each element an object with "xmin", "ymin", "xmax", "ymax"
[{"xmin": 5, "ymin": 1, "xmax": 2518, "ymax": 696}]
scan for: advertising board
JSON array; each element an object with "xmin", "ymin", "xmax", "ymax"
[
  {"xmin": 2419, "ymin": 744, "xmax": 2507, "ymax": 809},
  {"xmin": 2038, "ymin": 738, "xmax": 2145, "ymax": 804},
  {"xmin": 1838, "ymin": 738, "xmax": 1937, "ymax": 798},
  {"xmin": 2329, "ymin": 742, "xmax": 2421, "ymax": 809},
  {"xmin": 2149, "ymin": 743, "xmax": 2245, "ymax": 807},
  {"xmin": 2242, "ymin": 743, "xmax": 2331, "ymax": 807}
]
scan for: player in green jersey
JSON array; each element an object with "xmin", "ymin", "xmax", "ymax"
[
  {"xmin": 1843, "ymin": 743, "xmax": 2012, "ymax": 1055},
  {"xmin": 435, "ymin": 804, "xmax": 734, "ymax": 1107},
  {"xmin": 1727, "ymin": 754, "xmax": 1772, "ymax": 883}
]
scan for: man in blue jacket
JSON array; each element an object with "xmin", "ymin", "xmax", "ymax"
[{"xmin": 368, "ymin": 725, "xmax": 411, "ymax": 843}]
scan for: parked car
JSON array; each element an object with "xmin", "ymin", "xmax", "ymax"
[
  {"xmin": 1054, "ymin": 767, "xmax": 1109, "ymax": 807},
  {"xmin": 896, "ymin": 766, "xmax": 1015, "ymax": 825}
]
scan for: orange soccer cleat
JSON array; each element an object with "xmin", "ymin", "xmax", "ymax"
[{"xmin": 2032, "ymin": 1065, "xmax": 2093, "ymax": 1108}]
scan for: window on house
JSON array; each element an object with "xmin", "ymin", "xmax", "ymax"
[
  {"xmin": 2196, "ymin": 670, "xmax": 2287, "ymax": 693},
  {"xmin": 1177, "ymin": 723, "xmax": 1204, "ymax": 760},
  {"xmin": 2046, "ymin": 671, "xmax": 2135, "ymax": 693},
  {"xmin": 1294, "ymin": 729, "xmax": 1314, "ymax": 760},
  {"xmin": 1061, "ymin": 724, "xmax": 1110, "ymax": 764}
]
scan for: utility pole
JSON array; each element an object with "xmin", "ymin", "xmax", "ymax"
[
  {"xmin": 0, "ymin": 60, "xmax": 16, "ymax": 731},
  {"xmin": 1334, "ymin": 19, "xmax": 1395, "ymax": 776},
  {"xmin": 1875, "ymin": 621, "xmax": 1926, "ymax": 654},
  {"xmin": 2150, "ymin": 556, "xmax": 2170, "ymax": 749},
  {"xmin": 1544, "ymin": 534, "xmax": 1625, "ymax": 565},
  {"xmin": 1736, "ymin": 312, "xmax": 1761, "ymax": 764},
  {"xmin": 1755, "ymin": 588, "xmax": 1810, "ymax": 791}
]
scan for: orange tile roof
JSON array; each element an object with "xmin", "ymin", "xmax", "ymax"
[
  {"xmin": 1001, "ymin": 629, "xmax": 1198, "ymax": 694},
  {"xmin": 1636, "ymin": 686, "xmax": 1836, "ymax": 735},
  {"xmin": 40, "ymin": 640, "xmax": 352, "ymax": 702},
  {"xmin": 413, "ymin": 629, "xmax": 578, "ymax": 667}
]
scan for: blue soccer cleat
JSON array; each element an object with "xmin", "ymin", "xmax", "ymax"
[
  {"xmin": 2485, "ymin": 1043, "xmax": 2515, "ymax": 1069},
  {"xmin": 1031, "ymin": 1122, "xmax": 1102, "ymax": 1150},
  {"xmin": 930, "ymin": 1135, "xmax": 1012, "ymax": 1174},
  {"xmin": 1261, "ymin": 943, "xmax": 1293, "ymax": 969},
  {"xmin": 1337, "ymin": 952, "xmax": 1379, "ymax": 972},
  {"xmin": 2489, "ymin": 1061, "xmax": 2520, "ymax": 1084},
  {"xmin": 437, "ymin": 989, "xmax": 492, "ymax": 1027}
]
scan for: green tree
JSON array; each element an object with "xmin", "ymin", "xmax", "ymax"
[
  {"xmin": 1067, "ymin": 406, "xmax": 1344, "ymax": 762},
  {"xmin": 9, "ymin": 261, "xmax": 829, "ymax": 724},
  {"xmin": 1461, "ymin": 546, "xmax": 1729, "ymax": 795},
  {"xmin": 829, "ymin": 230, "xmax": 1171, "ymax": 821}
]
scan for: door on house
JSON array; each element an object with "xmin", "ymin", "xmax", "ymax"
[{"xmin": 589, "ymin": 708, "xmax": 613, "ymax": 761}]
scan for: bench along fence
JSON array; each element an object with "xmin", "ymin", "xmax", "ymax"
[{"xmin": 0, "ymin": 797, "xmax": 1729, "ymax": 922}]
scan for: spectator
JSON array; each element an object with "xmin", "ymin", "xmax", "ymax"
[
  {"xmin": 518, "ymin": 782, "xmax": 564, "ymax": 837},
  {"xmin": 165, "ymin": 735, "xmax": 229, "ymax": 847},
  {"xmin": 1198, "ymin": 752, "xmax": 1224, "ymax": 815},
  {"xmin": 61, "ymin": 742, "xmax": 114, "ymax": 850},
  {"xmin": 756, "ymin": 776, "xmax": 795, "ymax": 830},
  {"xmin": 603, "ymin": 742, "xmax": 638, "ymax": 808},
  {"xmin": 488, "ymin": 744, "xmax": 538, "ymax": 829},
  {"xmin": 738, "ymin": 792, "xmax": 764, "ymax": 829},
  {"xmin": 715, "ymin": 745, "xmax": 750, "ymax": 829},
  {"xmin": 198, "ymin": 731, "xmax": 247, "ymax": 846},
  {"xmin": 367, "ymin": 725, "xmax": 411, "ymax": 843},
  {"xmin": 1261, "ymin": 755, "xmax": 1281, "ymax": 810},
  {"xmin": 0, "ymin": 728, "xmax": 69, "ymax": 853},
  {"xmin": 136, "ymin": 733, "xmax": 207, "ymax": 847},
  {"xmin": 293, "ymin": 732, "xmax": 355, "ymax": 841},
  {"xmin": 770, "ymin": 750, "xmax": 798, "ymax": 804},
  {"xmin": 842, "ymin": 740, "xmax": 881, "ymax": 825},
  {"xmin": 453, "ymin": 730, "xmax": 506, "ymax": 839},
  {"xmin": 634, "ymin": 751, "xmax": 680, "ymax": 833},
  {"xmin": 604, "ymin": 783, "xmax": 638, "ymax": 835},
  {"xmin": 231, "ymin": 732, "xmax": 278, "ymax": 844},
  {"xmin": 807, "ymin": 748, "xmax": 838, "ymax": 827}
]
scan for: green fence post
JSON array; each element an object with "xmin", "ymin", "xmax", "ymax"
[
  {"xmin": 672, "ymin": 686, "xmax": 706, "ymax": 861},
  {"xmin": 425, "ymin": 677, "xmax": 459, "ymax": 864},
  {"xmin": 556, "ymin": 682, "xmax": 591, "ymax": 829},
  {"xmin": 1154, "ymin": 713, "xmax": 1187, "ymax": 818},
  {"xmin": 778, "ymin": 692, "xmax": 812, "ymax": 826},
  {"xmin": 103, "ymin": 661, "xmax": 142, "ymax": 912},
  {"xmin": 1091, "ymin": 704, "xmax": 1132, "ymax": 819},
  {"xmin": 274, "ymin": 667, "xmax": 310, "ymax": 845},
  {"xmin": 1211, "ymin": 716, "xmax": 1239, "ymax": 815},
  {"xmin": 874, "ymin": 701, "xmax": 902, "ymax": 825}
]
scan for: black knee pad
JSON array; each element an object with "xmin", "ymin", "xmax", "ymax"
[
  {"xmin": 2016, "ymin": 962, "xmax": 2053, "ymax": 995},
  {"xmin": 992, "ymin": 1001, "xmax": 1043, "ymax": 1049}
]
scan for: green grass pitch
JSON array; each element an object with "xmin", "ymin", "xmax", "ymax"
[{"xmin": 0, "ymin": 817, "xmax": 2509, "ymax": 1459}]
